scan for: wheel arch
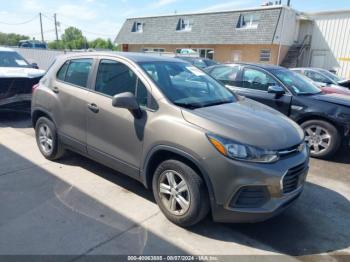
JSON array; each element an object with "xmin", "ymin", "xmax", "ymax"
[
  {"xmin": 142, "ymin": 145, "xmax": 216, "ymax": 205},
  {"xmin": 32, "ymin": 108, "xmax": 55, "ymax": 128},
  {"xmin": 296, "ymin": 114, "xmax": 344, "ymax": 136}
]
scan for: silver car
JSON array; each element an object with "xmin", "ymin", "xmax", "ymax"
[{"xmin": 32, "ymin": 52, "xmax": 309, "ymax": 227}]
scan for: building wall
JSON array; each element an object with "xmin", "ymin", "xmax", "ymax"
[
  {"xmin": 273, "ymin": 7, "xmax": 300, "ymax": 46},
  {"xmin": 308, "ymin": 10, "xmax": 350, "ymax": 78},
  {"xmin": 127, "ymin": 44, "xmax": 289, "ymax": 65}
]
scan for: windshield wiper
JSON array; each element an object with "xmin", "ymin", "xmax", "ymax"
[
  {"xmin": 201, "ymin": 100, "xmax": 234, "ymax": 108},
  {"xmin": 173, "ymin": 102, "xmax": 202, "ymax": 109}
]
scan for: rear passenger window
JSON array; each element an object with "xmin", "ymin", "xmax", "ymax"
[
  {"xmin": 95, "ymin": 59, "xmax": 149, "ymax": 107},
  {"xmin": 57, "ymin": 59, "xmax": 92, "ymax": 88},
  {"xmin": 242, "ymin": 68, "xmax": 277, "ymax": 91}
]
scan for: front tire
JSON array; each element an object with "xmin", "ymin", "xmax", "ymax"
[
  {"xmin": 152, "ymin": 159, "xmax": 210, "ymax": 227},
  {"xmin": 301, "ymin": 120, "xmax": 341, "ymax": 159},
  {"xmin": 35, "ymin": 117, "xmax": 65, "ymax": 160}
]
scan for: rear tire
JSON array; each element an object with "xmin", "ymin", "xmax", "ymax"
[
  {"xmin": 152, "ymin": 159, "xmax": 210, "ymax": 227},
  {"xmin": 35, "ymin": 117, "xmax": 65, "ymax": 160},
  {"xmin": 301, "ymin": 119, "xmax": 341, "ymax": 159}
]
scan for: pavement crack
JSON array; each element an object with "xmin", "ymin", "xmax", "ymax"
[
  {"xmin": 70, "ymin": 211, "xmax": 161, "ymax": 261},
  {"xmin": 0, "ymin": 162, "xmax": 50, "ymax": 177}
]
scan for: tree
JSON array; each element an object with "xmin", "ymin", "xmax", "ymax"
[
  {"xmin": 88, "ymin": 38, "xmax": 118, "ymax": 50},
  {"xmin": 60, "ymin": 26, "xmax": 88, "ymax": 50},
  {"xmin": 0, "ymin": 32, "xmax": 30, "ymax": 46}
]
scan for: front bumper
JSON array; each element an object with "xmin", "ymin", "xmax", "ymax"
[{"xmin": 201, "ymin": 145, "xmax": 309, "ymax": 223}]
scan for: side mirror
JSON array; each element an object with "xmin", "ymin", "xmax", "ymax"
[
  {"xmin": 31, "ymin": 63, "xmax": 39, "ymax": 69},
  {"xmin": 112, "ymin": 92, "xmax": 142, "ymax": 118},
  {"xmin": 268, "ymin": 85, "xmax": 285, "ymax": 98}
]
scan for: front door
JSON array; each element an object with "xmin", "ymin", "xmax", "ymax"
[{"xmin": 86, "ymin": 59, "xmax": 149, "ymax": 178}]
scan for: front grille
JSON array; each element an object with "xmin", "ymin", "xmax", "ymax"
[
  {"xmin": 278, "ymin": 143, "xmax": 304, "ymax": 158},
  {"xmin": 230, "ymin": 186, "xmax": 269, "ymax": 208},
  {"xmin": 282, "ymin": 163, "xmax": 307, "ymax": 194}
]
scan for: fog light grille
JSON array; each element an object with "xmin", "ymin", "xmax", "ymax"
[
  {"xmin": 230, "ymin": 186, "xmax": 269, "ymax": 208},
  {"xmin": 283, "ymin": 163, "xmax": 306, "ymax": 194}
]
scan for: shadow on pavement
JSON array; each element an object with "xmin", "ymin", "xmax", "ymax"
[
  {"xmin": 60, "ymin": 152, "xmax": 350, "ymax": 256},
  {"xmin": 0, "ymin": 144, "xmax": 186, "ymax": 255},
  {"xmin": 0, "ymin": 111, "xmax": 32, "ymax": 129},
  {"xmin": 191, "ymin": 182, "xmax": 350, "ymax": 256}
]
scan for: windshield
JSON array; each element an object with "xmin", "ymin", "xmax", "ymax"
[
  {"xmin": 273, "ymin": 69, "xmax": 321, "ymax": 95},
  {"xmin": 139, "ymin": 61, "xmax": 236, "ymax": 108},
  {"xmin": 0, "ymin": 51, "xmax": 30, "ymax": 68},
  {"xmin": 317, "ymin": 69, "xmax": 345, "ymax": 82}
]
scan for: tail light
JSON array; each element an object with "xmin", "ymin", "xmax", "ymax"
[{"xmin": 32, "ymin": 83, "xmax": 39, "ymax": 93}]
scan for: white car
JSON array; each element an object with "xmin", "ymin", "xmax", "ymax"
[{"xmin": 0, "ymin": 47, "xmax": 45, "ymax": 111}]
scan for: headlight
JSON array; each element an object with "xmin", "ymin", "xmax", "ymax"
[{"xmin": 207, "ymin": 134, "xmax": 279, "ymax": 163}]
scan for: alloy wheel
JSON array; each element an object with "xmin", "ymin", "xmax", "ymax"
[
  {"xmin": 158, "ymin": 170, "xmax": 190, "ymax": 216},
  {"xmin": 38, "ymin": 124, "xmax": 54, "ymax": 155},
  {"xmin": 305, "ymin": 125, "xmax": 331, "ymax": 155}
]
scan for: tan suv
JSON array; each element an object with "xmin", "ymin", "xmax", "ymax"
[{"xmin": 32, "ymin": 52, "xmax": 309, "ymax": 227}]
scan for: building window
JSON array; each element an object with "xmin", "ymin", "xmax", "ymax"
[
  {"xmin": 260, "ymin": 49, "xmax": 271, "ymax": 62},
  {"xmin": 236, "ymin": 14, "xmax": 260, "ymax": 29},
  {"xmin": 132, "ymin": 22, "xmax": 143, "ymax": 33},
  {"xmin": 175, "ymin": 48, "xmax": 214, "ymax": 60},
  {"xmin": 141, "ymin": 48, "xmax": 165, "ymax": 53},
  {"xmin": 176, "ymin": 18, "xmax": 191, "ymax": 31}
]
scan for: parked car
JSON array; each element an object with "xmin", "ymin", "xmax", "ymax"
[
  {"xmin": 291, "ymin": 68, "xmax": 350, "ymax": 89},
  {"xmin": 317, "ymin": 84, "xmax": 350, "ymax": 96},
  {"xmin": 31, "ymin": 52, "xmax": 309, "ymax": 227},
  {"xmin": 176, "ymin": 56, "xmax": 219, "ymax": 69},
  {"xmin": 205, "ymin": 63, "xmax": 350, "ymax": 159},
  {"xmin": 0, "ymin": 47, "xmax": 45, "ymax": 112},
  {"xmin": 18, "ymin": 40, "xmax": 47, "ymax": 49}
]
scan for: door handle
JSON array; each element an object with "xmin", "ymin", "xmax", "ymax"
[
  {"xmin": 52, "ymin": 87, "xmax": 59, "ymax": 94},
  {"xmin": 88, "ymin": 103, "xmax": 99, "ymax": 113}
]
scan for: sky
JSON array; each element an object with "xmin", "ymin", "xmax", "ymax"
[{"xmin": 0, "ymin": 0, "xmax": 349, "ymax": 42}]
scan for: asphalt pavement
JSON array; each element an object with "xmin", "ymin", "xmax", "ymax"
[{"xmin": 0, "ymin": 112, "xmax": 349, "ymax": 260}]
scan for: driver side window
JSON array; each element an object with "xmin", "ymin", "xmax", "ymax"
[{"xmin": 242, "ymin": 68, "xmax": 277, "ymax": 91}]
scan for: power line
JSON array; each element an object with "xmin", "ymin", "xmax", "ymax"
[
  {"xmin": 42, "ymin": 13, "xmax": 115, "ymax": 38},
  {"xmin": 0, "ymin": 14, "xmax": 38, "ymax": 25}
]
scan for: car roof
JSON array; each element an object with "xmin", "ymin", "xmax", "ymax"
[
  {"xmin": 217, "ymin": 62, "xmax": 285, "ymax": 71},
  {"xmin": 60, "ymin": 51, "xmax": 184, "ymax": 63},
  {"xmin": 0, "ymin": 47, "xmax": 15, "ymax": 52}
]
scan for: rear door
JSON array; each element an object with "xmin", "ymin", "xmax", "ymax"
[
  {"xmin": 51, "ymin": 58, "xmax": 94, "ymax": 153},
  {"xmin": 231, "ymin": 67, "xmax": 292, "ymax": 115}
]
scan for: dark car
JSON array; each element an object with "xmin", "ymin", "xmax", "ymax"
[
  {"xmin": 176, "ymin": 56, "xmax": 219, "ymax": 69},
  {"xmin": 18, "ymin": 40, "xmax": 47, "ymax": 49},
  {"xmin": 291, "ymin": 68, "xmax": 350, "ymax": 89},
  {"xmin": 0, "ymin": 47, "xmax": 45, "ymax": 112},
  {"xmin": 206, "ymin": 63, "xmax": 350, "ymax": 159}
]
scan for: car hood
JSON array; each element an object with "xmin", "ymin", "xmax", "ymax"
[
  {"xmin": 338, "ymin": 79, "xmax": 350, "ymax": 85},
  {"xmin": 181, "ymin": 98, "xmax": 304, "ymax": 150},
  {"xmin": 311, "ymin": 93, "xmax": 350, "ymax": 107},
  {"xmin": 0, "ymin": 67, "xmax": 45, "ymax": 78}
]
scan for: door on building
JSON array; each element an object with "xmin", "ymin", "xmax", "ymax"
[{"xmin": 231, "ymin": 50, "xmax": 242, "ymax": 62}]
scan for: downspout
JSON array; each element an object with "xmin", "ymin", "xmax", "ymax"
[{"xmin": 277, "ymin": 8, "xmax": 285, "ymax": 65}]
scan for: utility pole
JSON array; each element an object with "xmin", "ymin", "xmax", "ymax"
[
  {"xmin": 39, "ymin": 12, "xmax": 44, "ymax": 42},
  {"xmin": 54, "ymin": 13, "xmax": 59, "ymax": 41}
]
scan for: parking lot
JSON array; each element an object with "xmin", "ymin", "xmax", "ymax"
[{"xmin": 0, "ymin": 112, "xmax": 349, "ymax": 259}]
